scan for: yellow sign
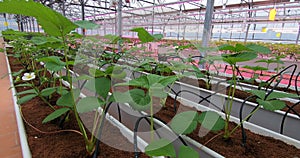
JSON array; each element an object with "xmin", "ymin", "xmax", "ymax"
[
  {"xmin": 261, "ymin": 27, "xmax": 268, "ymax": 33},
  {"xmin": 4, "ymin": 21, "xmax": 8, "ymax": 27},
  {"xmin": 269, "ymin": 8, "xmax": 276, "ymax": 21},
  {"xmin": 276, "ymin": 32, "xmax": 281, "ymax": 37}
]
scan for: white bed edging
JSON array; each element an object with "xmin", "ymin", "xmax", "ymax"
[{"xmin": 5, "ymin": 46, "xmax": 32, "ymax": 158}]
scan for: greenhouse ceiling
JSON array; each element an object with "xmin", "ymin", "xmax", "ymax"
[
  {"xmin": 2, "ymin": 0, "xmax": 299, "ymax": 42},
  {"xmin": 40, "ymin": 0, "xmax": 300, "ymax": 24}
]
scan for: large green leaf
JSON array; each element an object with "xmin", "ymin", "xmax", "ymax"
[
  {"xmin": 17, "ymin": 94, "xmax": 38, "ymax": 104},
  {"xmin": 170, "ymin": 111, "xmax": 198, "ymax": 134},
  {"xmin": 218, "ymin": 44, "xmax": 236, "ymax": 52},
  {"xmin": 107, "ymin": 66, "xmax": 127, "ymax": 79},
  {"xmin": 115, "ymin": 75, "xmax": 148, "ymax": 88},
  {"xmin": 235, "ymin": 44, "xmax": 250, "ymax": 52},
  {"xmin": 145, "ymin": 139, "xmax": 176, "ymax": 157},
  {"xmin": 222, "ymin": 52, "xmax": 257, "ymax": 65},
  {"xmin": 56, "ymin": 87, "xmax": 69, "ymax": 95},
  {"xmin": 56, "ymin": 89, "xmax": 80, "ymax": 107},
  {"xmin": 0, "ymin": 0, "xmax": 77, "ymax": 36},
  {"xmin": 42, "ymin": 108, "xmax": 70, "ymax": 123},
  {"xmin": 113, "ymin": 91, "xmax": 131, "ymax": 103},
  {"xmin": 129, "ymin": 89, "xmax": 151, "ymax": 110},
  {"xmin": 158, "ymin": 76, "xmax": 178, "ymax": 87},
  {"xmin": 30, "ymin": 36, "xmax": 49, "ymax": 45},
  {"xmin": 113, "ymin": 88, "xmax": 151, "ymax": 111},
  {"xmin": 84, "ymin": 77, "xmax": 111, "ymax": 99},
  {"xmin": 40, "ymin": 87, "xmax": 57, "ymax": 97},
  {"xmin": 257, "ymin": 99, "xmax": 286, "ymax": 111},
  {"xmin": 198, "ymin": 111, "xmax": 225, "ymax": 132},
  {"xmin": 130, "ymin": 27, "xmax": 155, "ymax": 43},
  {"xmin": 14, "ymin": 83, "xmax": 33, "ymax": 88},
  {"xmin": 31, "ymin": 36, "xmax": 61, "ymax": 46},
  {"xmin": 74, "ymin": 20, "xmax": 99, "ymax": 29},
  {"xmin": 150, "ymin": 83, "xmax": 168, "ymax": 98},
  {"xmin": 95, "ymin": 78, "xmax": 111, "ymax": 99},
  {"xmin": 88, "ymin": 68, "xmax": 105, "ymax": 78},
  {"xmin": 266, "ymin": 91, "xmax": 300, "ymax": 100},
  {"xmin": 246, "ymin": 44, "xmax": 271, "ymax": 54},
  {"xmin": 247, "ymin": 90, "xmax": 266, "ymax": 99},
  {"xmin": 147, "ymin": 74, "xmax": 163, "ymax": 87},
  {"xmin": 178, "ymin": 146, "xmax": 199, "ymax": 158},
  {"xmin": 76, "ymin": 97, "xmax": 104, "ymax": 113},
  {"xmin": 15, "ymin": 89, "xmax": 37, "ymax": 96},
  {"xmin": 38, "ymin": 56, "xmax": 66, "ymax": 72}
]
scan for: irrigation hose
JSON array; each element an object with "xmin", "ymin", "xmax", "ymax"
[{"xmin": 19, "ymin": 106, "xmax": 83, "ymax": 136}]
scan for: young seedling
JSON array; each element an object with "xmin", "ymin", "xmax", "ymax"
[{"xmin": 218, "ymin": 43, "xmax": 270, "ymax": 140}]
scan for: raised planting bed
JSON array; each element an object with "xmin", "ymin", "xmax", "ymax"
[
  {"xmin": 109, "ymin": 85, "xmax": 300, "ymax": 157},
  {"xmin": 121, "ymin": 66, "xmax": 300, "ymax": 141},
  {"xmin": 6, "ymin": 49, "xmax": 154, "ymax": 158},
  {"xmin": 169, "ymin": 79, "xmax": 300, "ymax": 141}
]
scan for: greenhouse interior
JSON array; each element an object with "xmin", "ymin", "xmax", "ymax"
[{"xmin": 1, "ymin": 0, "xmax": 300, "ymax": 157}]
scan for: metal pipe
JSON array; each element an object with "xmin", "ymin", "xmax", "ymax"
[
  {"xmin": 117, "ymin": 0, "xmax": 122, "ymax": 52},
  {"xmin": 81, "ymin": 0, "xmax": 85, "ymax": 36},
  {"xmin": 200, "ymin": 0, "xmax": 214, "ymax": 68},
  {"xmin": 74, "ymin": 0, "xmax": 199, "ymax": 20},
  {"xmin": 296, "ymin": 23, "xmax": 300, "ymax": 44},
  {"xmin": 87, "ymin": 3, "xmax": 300, "ymax": 21}
]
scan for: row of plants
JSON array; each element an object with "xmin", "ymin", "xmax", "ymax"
[
  {"xmin": 155, "ymin": 37, "xmax": 300, "ymax": 61},
  {"xmin": 118, "ymin": 34, "xmax": 300, "ymax": 141},
  {"xmin": 1, "ymin": 1, "xmax": 200, "ymax": 157},
  {"xmin": 71, "ymin": 28, "xmax": 300, "ymax": 157}
]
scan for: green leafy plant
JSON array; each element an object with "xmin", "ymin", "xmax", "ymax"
[
  {"xmin": 0, "ymin": 0, "xmax": 106, "ymax": 156},
  {"xmin": 14, "ymin": 72, "xmax": 65, "ymax": 110},
  {"xmin": 218, "ymin": 43, "xmax": 271, "ymax": 139},
  {"xmin": 147, "ymin": 110, "xmax": 225, "ymax": 158},
  {"xmin": 247, "ymin": 89, "xmax": 299, "ymax": 111},
  {"xmin": 114, "ymin": 74, "xmax": 181, "ymax": 156},
  {"xmin": 130, "ymin": 27, "xmax": 163, "ymax": 43},
  {"xmin": 242, "ymin": 65, "xmax": 268, "ymax": 84},
  {"xmin": 255, "ymin": 55, "xmax": 285, "ymax": 73}
]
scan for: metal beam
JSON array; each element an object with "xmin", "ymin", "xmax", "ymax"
[
  {"xmin": 69, "ymin": 2, "xmax": 116, "ymax": 11},
  {"xmin": 201, "ymin": 0, "xmax": 214, "ymax": 57}
]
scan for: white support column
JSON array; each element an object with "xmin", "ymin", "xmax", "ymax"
[{"xmin": 117, "ymin": 0, "xmax": 123, "ymax": 52}]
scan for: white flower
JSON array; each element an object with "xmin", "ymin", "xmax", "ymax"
[{"xmin": 22, "ymin": 72, "xmax": 36, "ymax": 81}]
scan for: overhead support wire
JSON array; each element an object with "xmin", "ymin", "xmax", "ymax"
[{"xmin": 75, "ymin": 0, "xmax": 199, "ymax": 20}]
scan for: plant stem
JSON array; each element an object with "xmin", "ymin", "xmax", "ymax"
[
  {"xmin": 229, "ymin": 105, "xmax": 260, "ymax": 136},
  {"xmin": 39, "ymin": 94, "xmax": 55, "ymax": 110},
  {"xmin": 31, "ymin": 82, "xmax": 55, "ymax": 110},
  {"xmin": 61, "ymin": 35, "xmax": 90, "ymax": 153},
  {"xmin": 224, "ymin": 65, "xmax": 237, "ymax": 139},
  {"xmin": 150, "ymin": 90, "xmax": 154, "ymax": 141}
]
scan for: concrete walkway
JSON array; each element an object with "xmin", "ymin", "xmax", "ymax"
[{"xmin": 0, "ymin": 38, "xmax": 22, "ymax": 158}]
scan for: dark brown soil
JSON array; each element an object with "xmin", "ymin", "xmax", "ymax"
[
  {"xmin": 20, "ymin": 98, "xmax": 148, "ymax": 158},
  {"xmin": 8, "ymin": 54, "xmax": 149, "ymax": 158},
  {"xmin": 153, "ymin": 97, "xmax": 300, "ymax": 158}
]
